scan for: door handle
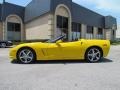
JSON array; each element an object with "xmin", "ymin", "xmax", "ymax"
[{"xmin": 81, "ymin": 42, "xmax": 83, "ymax": 45}]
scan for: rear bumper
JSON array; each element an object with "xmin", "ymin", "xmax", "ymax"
[
  {"xmin": 103, "ymin": 47, "xmax": 110, "ymax": 57},
  {"xmin": 103, "ymin": 41, "xmax": 110, "ymax": 57}
]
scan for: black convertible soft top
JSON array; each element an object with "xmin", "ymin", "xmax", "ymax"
[{"xmin": 46, "ymin": 35, "xmax": 65, "ymax": 43}]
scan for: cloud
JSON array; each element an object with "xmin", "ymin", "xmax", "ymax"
[{"xmin": 73, "ymin": 0, "xmax": 120, "ymax": 12}]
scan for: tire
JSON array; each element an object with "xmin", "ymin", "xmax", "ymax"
[
  {"xmin": 17, "ymin": 48, "xmax": 36, "ymax": 64},
  {"xmin": 0, "ymin": 43, "xmax": 6, "ymax": 48},
  {"xmin": 85, "ymin": 47, "xmax": 102, "ymax": 63}
]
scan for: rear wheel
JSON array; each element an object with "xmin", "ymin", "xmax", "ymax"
[
  {"xmin": 17, "ymin": 48, "xmax": 36, "ymax": 64},
  {"xmin": 85, "ymin": 47, "xmax": 102, "ymax": 63}
]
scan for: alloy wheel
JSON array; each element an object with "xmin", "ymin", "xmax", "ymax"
[
  {"xmin": 87, "ymin": 48, "xmax": 101, "ymax": 62},
  {"xmin": 18, "ymin": 49, "xmax": 34, "ymax": 64}
]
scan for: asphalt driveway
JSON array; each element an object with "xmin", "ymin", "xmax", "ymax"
[{"xmin": 0, "ymin": 46, "xmax": 120, "ymax": 90}]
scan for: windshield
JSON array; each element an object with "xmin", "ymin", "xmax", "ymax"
[{"xmin": 46, "ymin": 35, "xmax": 65, "ymax": 43}]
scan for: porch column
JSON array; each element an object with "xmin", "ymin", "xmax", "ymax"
[
  {"xmin": 81, "ymin": 24, "xmax": 87, "ymax": 39},
  {"xmin": 105, "ymin": 29, "xmax": 111, "ymax": 40},
  {"xmin": 93, "ymin": 27, "xmax": 98, "ymax": 39}
]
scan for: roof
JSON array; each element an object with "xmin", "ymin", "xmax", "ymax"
[
  {"xmin": 72, "ymin": 2, "xmax": 105, "ymax": 28},
  {"xmin": 0, "ymin": 2, "xmax": 25, "ymax": 22},
  {"xmin": 24, "ymin": 0, "xmax": 51, "ymax": 22},
  {"xmin": 24, "ymin": 0, "xmax": 105, "ymax": 28}
]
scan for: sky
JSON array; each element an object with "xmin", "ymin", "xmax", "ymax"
[{"xmin": 0, "ymin": 0, "xmax": 120, "ymax": 24}]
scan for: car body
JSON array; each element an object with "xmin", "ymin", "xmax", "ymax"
[
  {"xmin": 9, "ymin": 36, "xmax": 110, "ymax": 64},
  {"xmin": 0, "ymin": 40, "xmax": 13, "ymax": 48}
]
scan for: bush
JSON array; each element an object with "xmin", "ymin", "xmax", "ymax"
[{"xmin": 111, "ymin": 41, "xmax": 120, "ymax": 45}]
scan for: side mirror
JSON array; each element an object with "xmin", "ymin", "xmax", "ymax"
[{"xmin": 56, "ymin": 40, "xmax": 62, "ymax": 45}]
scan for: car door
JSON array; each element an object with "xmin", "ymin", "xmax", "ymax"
[
  {"xmin": 57, "ymin": 41, "xmax": 83, "ymax": 59},
  {"xmin": 46, "ymin": 43, "xmax": 62, "ymax": 59},
  {"xmin": 46, "ymin": 41, "xmax": 84, "ymax": 60}
]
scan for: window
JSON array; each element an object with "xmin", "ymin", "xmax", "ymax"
[
  {"xmin": 113, "ymin": 30, "xmax": 115, "ymax": 36},
  {"xmin": 97, "ymin": 28, "xmax": 103, "ymax": 39},
  {"xmin": 57, "ymin": 15, "xmax": 68, "ymax": 40},
  {"xmin": 63, "ymin": 17, "xmax": 68, "ymax": 29},
  {"xmin": 57, "ymin": 15, "xmax": 68, "ymax": 29},
  {"xmin": 98, "ymin": 28, "xmax": 103, "ymax": 35},
  {"xmin": 86, "ymin": 26, "xmax": 93, "ymax": 39},
  {"xmin": 7, "ymin": 23, "xmax": 14, "ymax": 31},
  {"xmin": 15, "ymin": 23, "xmax": 21, "ymax": 32},
  {"xmin": 87, "ymin": 26, "xmax": 93, "ymax": 34},
  {"xmin": 57, "ymin": 16, "xmax": 62, "ymax": 28},
  {"xmin": 7, "ymin": 22, "xmax": 21, "ymax": 32},
  {"xmin": 72, "ymin": 22, "xmax": 81, "ymax": 40}
]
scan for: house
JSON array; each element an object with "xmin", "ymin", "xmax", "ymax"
[{"xmin": 0, "ymin": 0, "xmax": 117, "ymax": 41}]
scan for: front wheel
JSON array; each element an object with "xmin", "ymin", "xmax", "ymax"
[
  {"xmin": 85, "ymin": 47, "xmax": 102, "ymax": 63},
  {"xmin": 17, "ymin": 48, "xmax": 36, "ymax": 64}
]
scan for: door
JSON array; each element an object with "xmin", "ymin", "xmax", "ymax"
[
  {"xmin": 46, "ymin": 43, "xmax": 62, "ymax": 59},
  {"xmin": 57, "ymin": 41, "xmax": 83, "ymax": 59},
  {"xmin": 46, "ymin": 41, "xmax": 83, "ymax": 59}
]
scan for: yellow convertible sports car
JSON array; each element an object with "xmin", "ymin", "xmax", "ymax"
[{"xmin": 10, "ymin": 35, "xmax": 110, "ymax": 64}]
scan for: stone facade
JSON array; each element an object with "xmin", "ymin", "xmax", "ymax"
[{"xmin": 25, "ymin": 13, "xmax": 52, "ymax": 40}]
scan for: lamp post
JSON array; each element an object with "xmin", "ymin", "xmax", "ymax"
[
  {"xmin": 1, "ymin": 0, "xmax": 5, "ymax": 20},
  {"xmin": 3, "ymin": 0, "xmax": 5, "ymax": 3},
  {"xmin": 1, "ymin": 0, "xmax": 5, "ymax": 40}
]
